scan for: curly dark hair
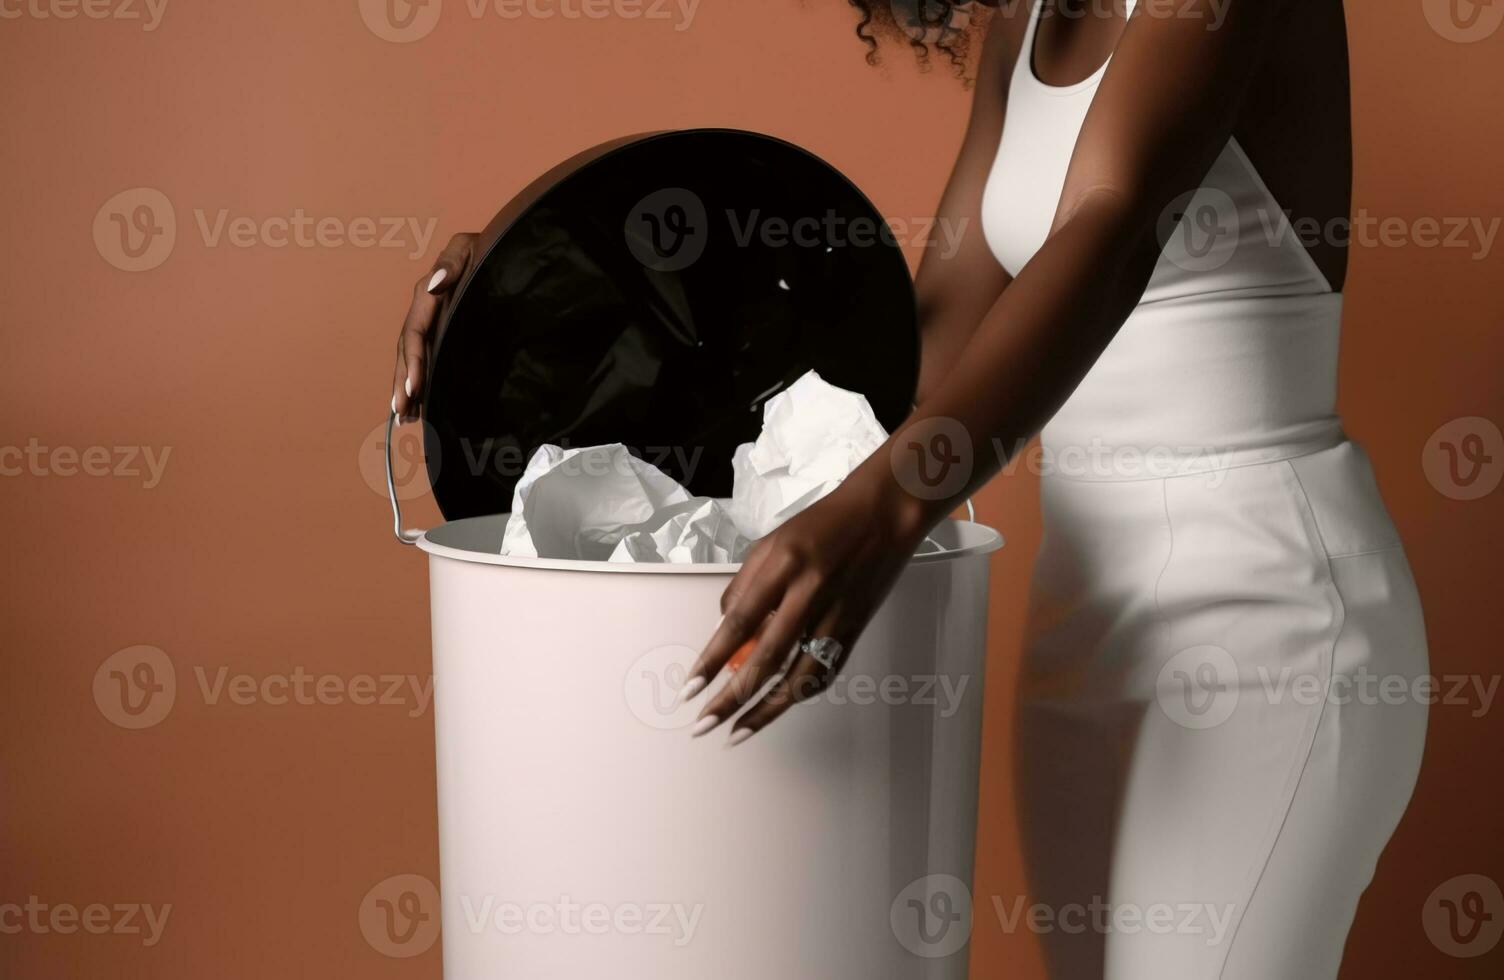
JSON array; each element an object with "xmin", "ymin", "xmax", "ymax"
[{"xmin": 846, "ymin": 0, "xmax": 1004, "ymax": 78}]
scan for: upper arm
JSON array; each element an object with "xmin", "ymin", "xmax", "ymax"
[
  {"xmin": 948, "ymin": 14, "xmax": 1020, "ymax": 188},
  {"xmin": 915, "ymin": 12, "xmax": 1031, "ymax": 307},
  {"xmin": 1054, "ymin": 0, "xmax": 1287, "ymax": 234}
]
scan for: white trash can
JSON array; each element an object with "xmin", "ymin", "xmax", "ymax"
[
  {"xmin": 414, "ymin": 511, "xmax": 1001, "ymax": 978},
  {"xmin": 386, "ymin": 129, "xmax": 1006, "ymax": 977}
]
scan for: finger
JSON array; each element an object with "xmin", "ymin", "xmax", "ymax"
[
  {"xmin": 394, "ymin": 233, "xmax": 475, "ymax": 420},
  {"xmin": 393, "ymin": 281, "xmax": 439, "ymax": 422},
  {"xmin": 729, "ymin": 607, "xmax": 858, "ymax": 744},
  {"xmin": 720, "ymin": 536, "xmax": 774, "ymax": 614},
  {"xmin": 726, "ymin": 635, "xmax": 758, "ymax": 674},
  {"xmin": 687, "ymin": 633, "xmax": 761, "ymax": 737},
  {"xmin": 425, "ymin": 232, "xmax": 475, "ymax": 295},
  {"xmin": 677, "ymin": 538, "xmax": 773, "ymax": 694},
  {"xmin": 694, "ymin": 575, "xmax": 822, "ymax": 734},
  {"xmin": 675, "ymin": 540, "xmax": 777, "ymax": 710},
  {"xmin": 681, "ymin": 548, "xmax": 798, "ymax": 707}
]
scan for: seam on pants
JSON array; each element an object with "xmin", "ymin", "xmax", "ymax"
[
  {"xmin": 1213, "ymin": 461, "xmax": 1348, "ymax": 980},
  {"xmin": 1149, "ymin": 477, "xmax": 1177, "ymax": 646},
  {"xmin": 1043, "ymin": 432, "xmax": 1347, "ymax": 485},
  {"xmin": 1326, "ymin": 543, "xmax": 1405, "ymax": 562}
]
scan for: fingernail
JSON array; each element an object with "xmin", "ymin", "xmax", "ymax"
[
  {"xmin": 676, "ymin": 675, "xmax": 707, "ymax": 705},
  {"xmin": 726, "ymin": 728, "xmax": 753, "ymax": 747},
  {"xmin": 690, "ymin": 715, "xmax": 719, "ymax": 738},
  {"xmin": 405, "ymin": 376, "xmax": 414, "ymax": 398},
  {"xmin": 427, "ymin": 269, "xmax": 447, "ymax": 293},
  {"xmin": 391, "ymin": 395, "xmax": 399, "ymax": 417}
]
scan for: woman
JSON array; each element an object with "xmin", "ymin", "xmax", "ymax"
[{"xmin": 391, "ymin": 1, "xmax": 1428, "ymax": 976}]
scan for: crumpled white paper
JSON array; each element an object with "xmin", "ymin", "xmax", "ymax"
[
  {"xmin": 500, "ymin": 444, "xmax": 701, "ymax": 560},
  {"xmin": 725, "ymin": 370, "xmax": 889, "ymax": 541},
  {"xmin": 499, "ymin": 370, "xmax": 906, "ymax": 563},
  {"xmin": 608, "ymin": 497, "xmax": 748, "ymax": 564}
]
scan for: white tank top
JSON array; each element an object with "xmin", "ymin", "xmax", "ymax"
[{"xmin": 980, "ymin": 0, "xmax": 1347, "ymax": 475}]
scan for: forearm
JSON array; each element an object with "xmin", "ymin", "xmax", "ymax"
[{"xmin": 914, "ymin": 265, "xmax": 1010, "ymax": 405}]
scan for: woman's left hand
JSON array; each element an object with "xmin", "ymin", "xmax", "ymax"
[{"xmin": 677, "ymin": 464, "xmax": 935, "ymax": 745}]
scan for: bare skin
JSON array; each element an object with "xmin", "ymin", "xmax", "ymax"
[{"xmin": 390, "ymin": 0, "xmax": 1353, "ymax": 742}]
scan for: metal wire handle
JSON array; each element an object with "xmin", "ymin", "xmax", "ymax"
[{"xmin": 385, "ymin": 413, "xmax": 424, "ymax": 546}]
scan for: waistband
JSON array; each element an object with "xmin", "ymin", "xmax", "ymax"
[{"xmin": 1027, "ymin": 426, "xmax": 1347, "ymax": 483}]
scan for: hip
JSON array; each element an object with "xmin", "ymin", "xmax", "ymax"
[{"xmin": 1021, "ymin": 439, "xmax": 1427, "ymax": 706}]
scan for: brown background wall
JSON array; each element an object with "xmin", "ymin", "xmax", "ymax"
[{"xmin": 2, "ymin": 2, "xmax": 1500, "ymax": 977}]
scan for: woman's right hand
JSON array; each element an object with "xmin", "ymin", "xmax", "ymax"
[{"xmin": 391, "ymin": 232, "xmax": 478, "ymax": 423}]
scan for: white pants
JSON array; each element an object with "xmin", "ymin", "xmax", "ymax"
[{"xmin": 1017, "ymin": 440, "xmax": 1429, "ymax": 979}]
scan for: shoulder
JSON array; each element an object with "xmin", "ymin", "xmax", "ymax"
[
  {"xmin": 981, "ymin": 1, "xmax": 1035, "ymax": 77},
  {"xmin": 967, "ymin": 0, "xmax": 1034, "ymax": 104}
]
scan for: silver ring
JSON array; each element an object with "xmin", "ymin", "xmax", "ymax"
[{"xmin": 799, "ymin": 636, "xmax": 844, "ymax": 671}]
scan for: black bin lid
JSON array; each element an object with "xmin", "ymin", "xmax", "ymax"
[{"xmin": 423, "ymin": 128, "xmax": 919, "ymax": 520}]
